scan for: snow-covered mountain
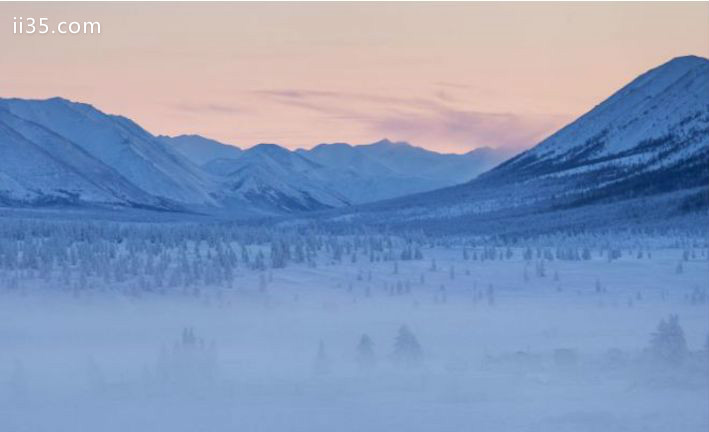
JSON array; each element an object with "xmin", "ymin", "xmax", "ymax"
[
  {"xmin": 334, "ymin": 55, "xmax": 709, "ymax": 233},
  {"xmin": 487, "ymin": 55, "xmax": 708, "ymax": 192},
  {"xmin": 0, "ymin": 98, "xmax": 218, "ymax": 209},
  {"xmin": 205, "ymin": 144, "xmax": 351, "ymax": 212},
  {"xmin": 5, "ymin": 56, "xmax": 702, "ymax": 225},
  {"xmin": 306, "ymin": 139, "xmax": 510, "ymax": 184},
  {"xmin": 303, "ymin": 139, "xmax": 508, "ymax": 184},
  {"xmin": 159, "ymin": 135, "xmax": 509, "ymax": 206},
  {"xmin": 2, "ymin": 96, "xmax": 504, "ymax": 214},
  {"xmin": 1, "ymin": 98, "xmax": 218, "ymax": 206},
  {"xmin": 202, "ymin": 141, "xmax": 419, "ymax": 208},
  {"xmin": 298, "ymin": 139, "xmax": 511, "ymax": 201},
  {"xmin": 157, "ymin": 134, "xmax": 242, "ymax": 166},
  {"xmin": 0, "ymin": 109, "xmax": 156, "ymax": 207}
]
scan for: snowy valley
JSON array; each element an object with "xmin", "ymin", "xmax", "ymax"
[
  {"xmin": 0, "ymin": 220, "xmax": 707, "ymax": 432},
  {"xmin": 0, "ymin": 55, "xmax": 708, "ymax": 432}
]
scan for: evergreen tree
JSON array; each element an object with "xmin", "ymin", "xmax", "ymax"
[
  {"xmin": 648, "ymin": 314, "xmax": 688, "ymax": 365},
  {"xmin": 313, "ymin": 340, "xmax": 330, "ymax": 375},
  {"xmin": 356, "ymin": 334, "xmax": 376, "ymax": 369},
  {"xmin": 392, "ymin": 325, "xmax": 423, "ymax": 367}
]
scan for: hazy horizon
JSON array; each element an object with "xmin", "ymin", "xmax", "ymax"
[{"xmin": 1, "ymin": 2, "xmax": 707, "ymax": 153}]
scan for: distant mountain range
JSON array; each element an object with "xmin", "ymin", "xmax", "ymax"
[
  {"xmin": 156, "ymin": 134, "xmax": 511, "ymax": 209},
  {"xmin": 1, "ymin": 55, "xmax": 707, "ymax": 232},
  {"xmin": 0, "ymin": 97, "xmax": 509, "ymax": 214},
  {"xmin": 322, "ymin": 55, "xmax": 709, "ymax": 234}
]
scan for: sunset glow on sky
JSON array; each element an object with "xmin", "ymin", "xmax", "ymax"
[{"xmin": 2, "ymin": 2, "xmax": 708, "ymax": 153}]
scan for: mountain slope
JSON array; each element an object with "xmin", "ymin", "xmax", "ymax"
[
  {"xmin": 328, "ymin": 56, "xmax": 709, "ymax": 234},
  {"xmin": 158, "ymin": 134, "xmax": 242, "ymax": 166},
  {"xmin": 0, "ymin": 98, "xmax": 218, "ymax": 208},
  {"xmin": 301, "ymin": 139, "xmax": 511, "ymax": 184},
  {"xmin": 0, "ymin": 104, "xmax": 172, "ymax": 208},
  {"xmin": 165, "ymin": 136, "xmax": 510, "ymax": 207},
  {"xmin": 1, "ymin": 97, "xmax": 510, "ymax": 215},
  {"xmin": 204, "ymin": 144, "xmax": 351, "ymax": 212},
  {"xmin": 490, "ymin": 56, "xmax": 708, "ymax": 182},
  {"xmin": 349, "ymin": 139, "xmax": 509, "ymax": 184},
  {"xmin": 480, "ymin": 55, "xmax": 709, "ymax": 206},
  {"xmin": 297, "ymin": 139, "xmax": 511, "ymax": 202},
  {"xmin": 0, "ymin": 113, "xmax": 122, "ymax": 206},
  {"xmin": 5, "ymin": 97, "xmax": 505, "ymax": 214}
]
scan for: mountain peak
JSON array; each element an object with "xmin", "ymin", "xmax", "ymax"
[
  {"xmin": 1, "ymin": 96, "xmax": 89, "ymax": 111},
  {"xmin": 651, "ymin": 54, "xmax": 709, "ymax": 77},
  {"xmin": 483, "ymin": 53, "xmax": 709, "ymax": 186},
  {"xmin": 662, "ymin": 54, "xmax": 709, "ymax": 68},
  {"xmin": 348, "ymin": 56, "xmax": 709, "ymax": 232},
  {"xmin": 169, "ymin": 134, "xmax": 210, "ymax": 141},
  {"xmin": 310, "ymin": 142, "xmax": 353, "ymax": 151},
  {"xmin": 46, "ymin": 96, "xmax": 72, "ymax": 103},
  {"xmin": 367, "ymin": 138, "xmax": 412, "ymax": 148},
  {"xmin": 249, "ymin": 143, "xmax": 289, "ymax": 154},
  {"xmin": 619, "ymin": 54, "xmax": 709, "ymax": 98}
]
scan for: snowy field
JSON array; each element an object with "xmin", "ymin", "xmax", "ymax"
[{"xmin": 1, "ymin": 228, "xmax": 708, "ymax": 432}]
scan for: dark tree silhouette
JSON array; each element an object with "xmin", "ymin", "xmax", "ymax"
[
  {"xmin": 356, "ymin": 334, "xmax": 376, "ymax": 369},
  {"xmin": 392, "ymin": 325, "xmax": 423, "ymax": 367},
  {"xmin": 648, "ymin": 314, "xmax": 688, "ymax": 365}
]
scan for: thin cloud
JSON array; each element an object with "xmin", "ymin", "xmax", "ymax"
[
  {"xmin": 255, "ymin": 88, "xmax": 465, "ymax": 114},
  {"xmin": 255, "ymin": 87, "xmax": 569, "ymax": 150},
  {"xmin": 174, "ymin": 102, "xmax": 244, "ymax": 115},
  {"xmin": 434, "ymin": 81, "xmax": 472, "ymax": 90},
  {"xmin": 370, "ymin": 108, "xmax": 568, "ymax": 151}
]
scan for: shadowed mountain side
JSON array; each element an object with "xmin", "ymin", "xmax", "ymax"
[{"xmin": 302, "ymin": 56, "xmax": 709, "ymax": 235}]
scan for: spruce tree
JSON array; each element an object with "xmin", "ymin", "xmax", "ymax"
[
  {"xmin": 392, "ymin": 325, "xmax": 423, "ymax": 367},
  {"xmin": 356, "ymin": 334, "xmax": 376, "ymax": 369},
  {"xmin": 649, "ymin": 314, "xmax": 688, "ymax": 365},
  {"xmin": 313, "ymin": 340, "xmax": 330, "ymax": 375}
]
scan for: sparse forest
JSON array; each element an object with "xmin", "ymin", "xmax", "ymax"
[{"xmin": 1, "ymin": 217, "xmax": 707, "ymax": 432}]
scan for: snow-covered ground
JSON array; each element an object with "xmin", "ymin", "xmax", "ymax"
[{"xmin": 1, "ymin": 239, "xmax": 707, "ymax": 432}]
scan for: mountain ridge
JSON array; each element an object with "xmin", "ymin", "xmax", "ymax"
[
  {"xmin": 318, "ymin": 55, "xmax": 709, "ymax": 234},
  {"xmin": 1, "ymin": 55, "xmax": 705, "ymax": 230},
  {"xmin": 0, "ymin": 97, "xmax": 508, "ymax": 214},
  {"xmin": 161, "ymin": 134, "xmax": 511, "ymax": 206}
]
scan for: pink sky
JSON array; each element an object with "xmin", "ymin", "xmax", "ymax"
[{"xmin": 1, "ymin": 2, "xmax": 707, "ymax": 153}]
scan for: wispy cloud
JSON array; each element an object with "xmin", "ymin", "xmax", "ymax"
[
  {"xmin": 254, "ymin": 88, "xmax": 568, "ymax": 151},
  {"xmin": 173, "ymin": 102, "xmax": 244, "ymax": 115},
  {"xmin": 370, "ymin": 108, "xmax": 567, "ymax": 152}
]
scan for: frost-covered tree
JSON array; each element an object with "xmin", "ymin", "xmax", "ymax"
[
  {"xmin": 648, "ymin": 314, "xmax": 688, "ymax": 365},
  {"xmin": 582, "ymin": 247, "xmax": 591, "ymax": 260},
  {"xmin": 486, "ymin": 284, "xmax": 495, "ymax": 306},
  {"xmin": 156, "ymin": 327, "xmax": 218, "ymax": 387},
  {"xmin": 356, "ymin": 334, "xmax": 376, "ymax": 369},
  {"xmin": 313, "ymin": 340, "xmax": 330, "ymax": 375},
  {"xmin": 675, "ymin": 261, "xmax": 684, "ymax": 274},
  {"xmin": 523, "ymin": 247, "xmax": 533, "ymax": 261},
  {"xmin": 392, "ymin": 325, "xmax": 423, "ymax": 367}
]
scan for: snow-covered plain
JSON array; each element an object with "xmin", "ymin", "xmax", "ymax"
[{"xmin": 1, "ymin": 221, "xmax": 707, "ymax": 432}]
